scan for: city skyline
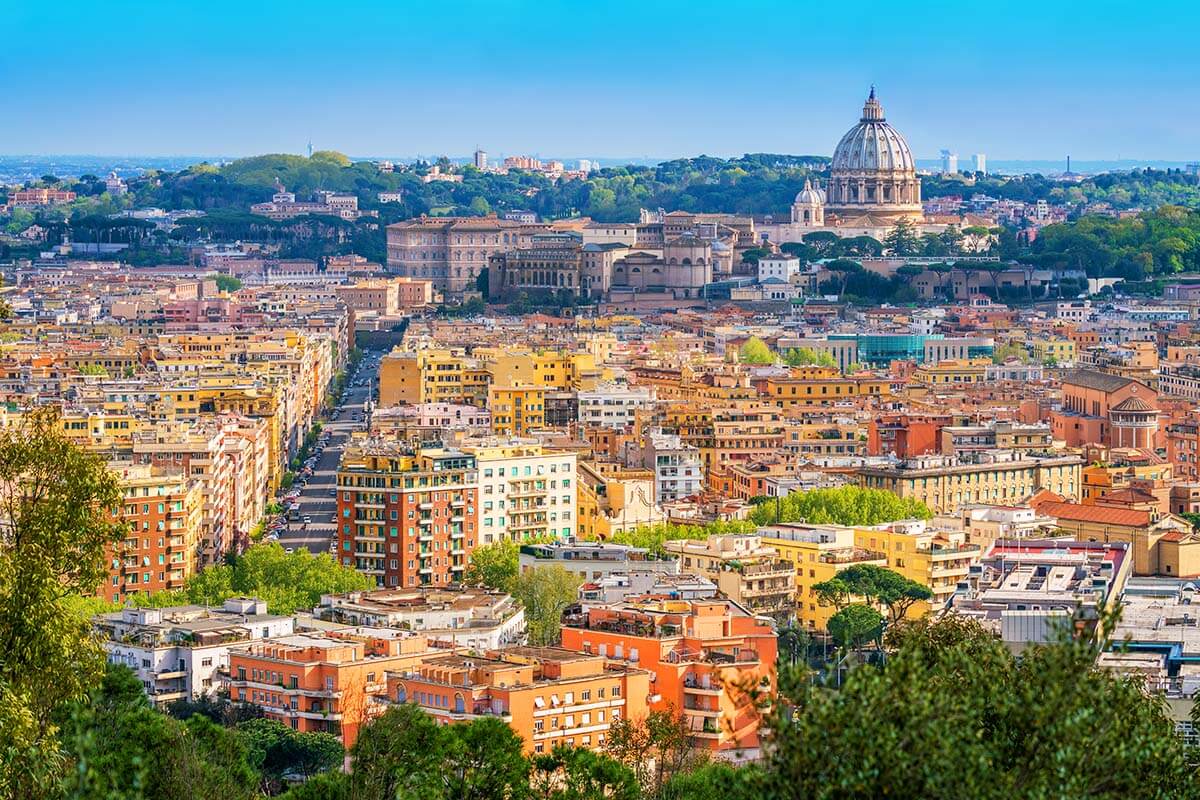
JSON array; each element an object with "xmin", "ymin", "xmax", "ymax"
[{"xmin": 4, "ymin": 0, "xmax": 1199, "ymax": 161}]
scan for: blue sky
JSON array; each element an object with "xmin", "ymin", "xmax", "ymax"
[{"xmin": 3, "ymin": 0, "xmax": 1198, "ymax": 161}]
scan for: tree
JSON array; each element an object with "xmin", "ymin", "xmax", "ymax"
[
  {"xmin": 212, "ymin": 273, "xmax": 243, "ymax": 292},
  {"xmin": 884, "ymin": 218, "xmax": 921, "ymax": 256},
  {"xmin": 748, "ymin": 486, "xmax": 931, "ymax": 527},
  {"xmin": 463, "ymin": 540, "xmax": 518, "ymax": 593},
  {"xmin": 237, "ymin": 718, "xmax": 343, "ymax": 792},
  {"xmin": 760, "ymin": 614, "xmax": 1198, "ymax": 799},
  {"xmin": 350, "ymin": 703, "xmax": 447, "ymax": 800},
  {"xmin": 738, "ymin": 336, "xmax": 774, "ymax": 365},
  {"xmin": 468, "ymin": 196, "xmax": 491, "ymax": 216},
  {"xmin": 443, "ymin": 716, "xmax": 531, "ymax": 800},
  {"xmin": 0, "ymin": 407, "xmax": 126, "ymax": 799},
  {"xmin": 605, "ymin": 708, "xmax": 696, "ymax": 798},
  {"xmin": 531, "ymin": 746, "xmax": 639, "ymax": 800},
  {"xmin": 185, "ymin": 541, "xmax": 372, "ymax": 614},
  {"xmin": 660, "ymin": 761, "xmax": 761, "ymax": 800},
  {"xmin": 62, "ymin": 667, "xmax": 261, "ymax": 800},
  {"xmin": 511, "ymin": 566, "xmax": 582, "ymax": 645},
  {"xmin": 830, "ymin": 604, "xmax": 886, "ymax": 649},
  {"xmin": 814, "ymin": 564, "xmax": 933, "ymax": 624}
]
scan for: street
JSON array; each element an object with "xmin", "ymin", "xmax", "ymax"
[{"xmin": 274, "ymin": 348, "xmax": 383, "ymax": 555}]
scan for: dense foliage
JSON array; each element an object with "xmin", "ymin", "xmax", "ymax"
[
  {"xmin": 1028, "ymin": 205, "xmax": 1200, "ymax": 278},
  {"xmin": 74, "ymin": 541, "xmax": 373, "ymax": 618},
  {"xmin": 748, "ymin": 486, "xmax": 932, "ymax": 527},
  {"xmin": 752, "ymin": 614, "xmax": 1200, "ymax": 799},
  {"xmin": 0, "ymin": 408, "xmax": 126, "ymax": 798},
  {"xmin": 604, "ymin": 520, "xmax": 758, "ymax": 557},
  {"xmin": 463, "ymin": 541, "xmax": 581, "ymax": 645}
]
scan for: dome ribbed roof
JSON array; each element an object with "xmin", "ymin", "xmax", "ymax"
[
  {"xmin": 794, "ymin": 178, "xmax": 823, "ymax": 205},
  {"xmin": 1111, "ymin": 396, "xmax": 1156, "ymax": 413},
  {"xmin": 831, "ymin": 89, "xmax": 916, "ymax": 174}
]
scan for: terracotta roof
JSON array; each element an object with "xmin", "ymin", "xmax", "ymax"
[
  {"xmin": 1159, "ymin": 531, "xmax": 1188, "ymax": 543},
  {"xmin": 1035, "ymin": 500, "xmax": 1151, "ymax": 528},
  {"xmin": 1061, "ymin": 369, "xmax": 1139, "ymax": 393}
]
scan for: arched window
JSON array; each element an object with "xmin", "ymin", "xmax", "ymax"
[
  {"xmin": 454, "ymin": 693, "xmax": 465, "ymax": 713},
  {"xmin": 396, "ymin": 686, "xmax": 407, "ymax": 703}
]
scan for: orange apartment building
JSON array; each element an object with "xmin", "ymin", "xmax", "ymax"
[
  {"xmin": 560, "ymin": 598, "xmax": 777, "ymax": 757},
  {"xmin": 226, "ymin": 631, "xmax": 439, "ymax": 747},
  {"xmin": 385, "ymin": 646, "xmax": 651, "ymax": 754},
  {"xmin": 101, "ymin": 463, "xmax": 203, "ymax": 604},
  {"xmin": 336, "ymin": 444, "xmax": 479, "ymax": 588},
  {"xmin": 867, "ymin": 412, "xmax": 952, "ymax": 458}
]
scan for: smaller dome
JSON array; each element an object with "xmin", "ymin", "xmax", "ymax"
[
  {"xmin": 1112, "ymin": 396, "xmax": 1156, "ymax": 413},
  {"xmin": 794, "ymin": 178, "xmax": 823, "ymax": 206}
]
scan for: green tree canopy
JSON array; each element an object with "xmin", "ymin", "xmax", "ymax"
[
  {"xmin": 185, "ymin": 541, "xmax": 372, "ymax": 615},
  {"xmin": 0, "ymin": 408, "xmax": 126, "ymax": 798},
  {"xmin": 757, "ymin": 614, "xmax": 1198, "ymax": 799},
  {"xmin": 749, "ymin": 486, "xmax": 932, "ymax": 527},
  {"xmin": 463, "ymin": 540, "xmax": 518, "ymax": 593},
  {"xmin": 512, "ymin": 566, "xmax": 583, "ymax": 646},
  {"xmin": 738, "ymin": 336, "xmax": 774, "ymax": 365},
  {"xmin": 826, "ymin": 603, "xmax": 884, "ymax": 649}
]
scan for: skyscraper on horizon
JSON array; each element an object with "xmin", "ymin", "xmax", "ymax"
[
  {"xmin": 973, "ymin": 153, "xmax": 986, "ymax": 174},
  {"xmin": 939, "ymin": 149, "xmax": 958, "ymax": 175}
]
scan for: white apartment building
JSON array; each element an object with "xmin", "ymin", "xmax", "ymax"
[
  {"xmin": 309, "ymin": 587, "xmax": 526, "ymax": 651},
  {"xmin": 97, "ymin": 598, "xmax": 294, "ymax": 706},
  {"xmin": 638, "ymin": 431, "xmax": 703, "ymax": 503},
  {"xmin": 757, "ymin": 254, "xmax": 801, "ymax": 284},
  {"xmin": 577, "ymin": 384, "xmax": 654, "ymax": 430},
  {"xmin": 464, "ymin": 439, "xmax": 578, "ymax": 544}
]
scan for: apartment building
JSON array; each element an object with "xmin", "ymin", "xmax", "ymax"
[
  {"xmin": 756, "ymin": 525, "xmax": 888, "ymax": 630},
  {"xmin": 378, "ymin": 348, "xmax": 489, "ymax": 408},
  {"xmin": 385, "ymin": 646, "xmax": 651, "ymax": 755},
  {"xmin": 226, "ymin": 631, "xmax": 440, "ymax": 746},
  {"xmin": 131, "ymin": 413, "xmax": 271, "ymax": 564},
  {"xmin": 335, "ymin": 279, "xmax": 400, "ymax": 316},
  {"xmin": 336, "ymin": 444, "xmax": 479, "ymax": 588},
  {"xmin": 489, "ymin": 385, "xmax": 546, "ymax": 436},
  {"xmin": 638, "ymin": 431, "xmax": 704, "ymax": 502},
  {"xmin": 464, "ymin": 440, "xmax": 577, "ymax": 544},
  {"xmin": 857, "ymin": 453, "xmax": 1083, "ymax": 514},
  {"xmin": 939, "ymin": 420, "xmax": 1054, "ymax": 457},
  {"xmin": 577, "ymin": 384, "xmax": 654, "ymax": 430},
  {"xmin": 663, "ymin": 535, "xmax": 795, "ymax": 619},
  {"xmin": 851, "ymin": 520, "xmax": 982, "ymax": 612},
  {"xmin": 518, "ymin": 539, "xmax": 679, "ymax": 582},
  {"xmin": 560, "ymin": 599, "xmax": 777, "ymax": 757},
  {"xmin": 103, "ymin": 463, "xmax": 204, "ymax": 603},
  {"xmin": 310, "ymin": 587, "xmax": 526, "ymax": 651},
  {"xmin": 948, "ymin": 539, "xmax": 1132, "ymax": 652},
  {"xmin": 99, "ymin": 598, "xmax": 294, "ymax": 706}
]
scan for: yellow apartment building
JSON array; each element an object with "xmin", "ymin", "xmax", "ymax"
[
  {"xmin": 857, "ymin": 454, "xmax": 1082, "ymax": 514},
  {"xmin": 756, "ymin": 525, "xmax": 888, "ymax": 630},
  {"xmin": 910, "ymin": 358, "xmax": 989, "ymax": 387},
  {"xmin": 489, "ymin": 385, "xmax": 547, "ymax": 437},
  {"xmin": 761, "ymin": 366, "xmax": 891, "ymax": 409}
]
